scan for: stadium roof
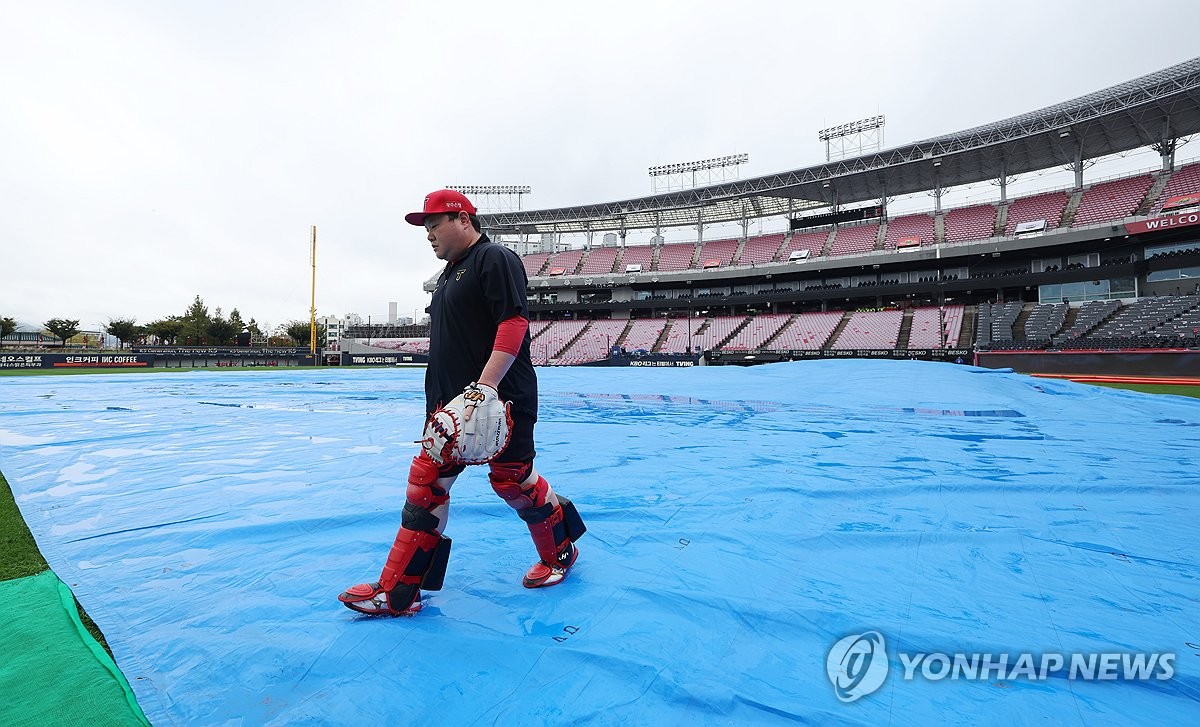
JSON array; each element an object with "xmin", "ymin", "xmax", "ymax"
[{"xmin": 480, "ymin": 57, "xmax": 1200, "ymax": 236}]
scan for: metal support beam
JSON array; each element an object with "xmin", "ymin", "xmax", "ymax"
[
  {"xmin": 1074, "ymin": 140, "xmax": 1084, "ymax": 190},
  {"xmin": 998, "ymin": 158, "xmax": 1008, "ymax": 204},
  {"xmin": 1154, "ymin": 116, "xmax": 1177, "ymax": 171}
]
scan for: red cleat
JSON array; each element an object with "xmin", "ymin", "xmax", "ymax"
[
  {"xmin": 338, "ymin": 582, "xmax": 422, "ymax": 616},
  {"xmin": 522, "ymin": 545, "xmax": 579, "ymax": 588}
]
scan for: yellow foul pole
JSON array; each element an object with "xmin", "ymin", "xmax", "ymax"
[{"xmin": 309, "ymin": 226, "xmax": 318, "ymax": 358}]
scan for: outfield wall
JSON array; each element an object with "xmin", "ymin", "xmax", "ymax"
[
  {"xmin": 0, "ymin": 349, "xmax": 318, "ymax": 369},
  {"xmin": 976, "ymin": 349, "xmax": 1200, "ymax": 377}
]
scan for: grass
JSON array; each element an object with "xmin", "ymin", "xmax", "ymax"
[
  {"xmin": 0, "ymin": 470, "xmax": 48, "ymax": 581},
  {"xmin": 1086, "ymin": 383, "xmax": 1200, "ymax": 398},
  {"xmin": 0, "ymin": 469, "xmax": 110, "ymax": 652}
]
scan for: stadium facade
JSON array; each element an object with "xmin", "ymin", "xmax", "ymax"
[{"xmin": 360, "ymin": 57, "xmax": 1199, "ymax": 374}]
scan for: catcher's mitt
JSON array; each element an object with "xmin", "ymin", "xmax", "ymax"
[{"xmin": 421, "ymin": 382, "xmax": 513, "ymax": 465}]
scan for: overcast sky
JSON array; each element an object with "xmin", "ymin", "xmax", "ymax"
[{"xmin": 3, "ymin": 1, "xmax": 1198, "ymax": 333}]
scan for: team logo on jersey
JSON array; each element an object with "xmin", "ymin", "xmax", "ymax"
[{"xmin": 455, "ymin": 269, "xmax": 467, "ymax": 281}]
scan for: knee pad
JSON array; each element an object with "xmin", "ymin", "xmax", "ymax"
[
  {"xmin": 405, "ymin": 455, "xmax": 451, "ymax": 522},
  {"xmin": 487, "ymin": 470, "xmax": 549, "ymax": 515},
  {"xmin": 488, "ymin": 460, "xmax": 533, "ymax": 486}
]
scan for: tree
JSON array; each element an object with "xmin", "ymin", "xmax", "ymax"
[
  {"xmin": 44, "ymin": 318, "xmax": 80, "ymax": 347},
  {"xmin": 270, "ymin": 323, "xmax": 296, "ymax": 347},
  {"xmin": 106, "ymin": 318, "xmax": 141, "ymax": 350},
  {"xmin": 0, "ymin": 317, "xmax": 15, "ymax": 339},
  {"xmin": 228, "ymin": 308, "xmax": 246, "ymax": 334},
  {"xmin": 179, "ymin": 295, "xmax": 211, "ymax": 345},
  {"xmin": 145, "ymin": 316, "xmax": 182, "ymax": 346},
  {"xmin": 285, "ymin": 320, "xmax": 326, "ymax": 347},
  {"xmin": 207, "ymin": 307, "xmax": 239, "ymax": 346}
]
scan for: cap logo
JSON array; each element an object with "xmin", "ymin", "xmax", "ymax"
[{"xmin": 445, "ymin": 201, "xmax": 462, "ymax": 209}]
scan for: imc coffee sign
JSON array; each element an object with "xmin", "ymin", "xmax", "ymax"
[
  {"xmin": 1126, "ymin": 212, "xmax": 1200, "ymax": 235},
  {"xmin": 54, "ymin": 354, "xmax": 150, "ymax": 367},
  {"xmin": 0, "ymin": 354, "xmax": 151, "ymax": 369}
]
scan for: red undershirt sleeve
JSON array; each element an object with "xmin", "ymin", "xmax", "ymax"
[{"xmin": 493, "ymin": 315, "xmax": 529, "ymax": 356}]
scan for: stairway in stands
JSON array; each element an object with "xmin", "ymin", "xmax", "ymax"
[
  {"xmin": 1012, "ymin": 303, "xmax": 1035, "ymax": 341},
  {"xmin": 958, "ymin": 306, "xmax": 977, "ymax": 348},
  {"xmin": 716, "ymin": 316, "xmax": 755, "ymax": 350},
  {"xmin": 554, "ymin": 323, "xmax": 592, "ymax": 359},
  {"xmin": 759, "ymin": 314, "xmax": 798, "ymax": 350},
  {"xmin": 651, "ymin": 321, "xmax": 672, "ymax": 353},
  {"xmin": 1059, "ymin": 305, "xmax": 1080, "ymax": 336},
  {"xmin": 820, "ymin": 228, "xmax": 837, "ymax": 257},
  {"xmin": 1137, "ymin": 172, "xmax": 1173, "ymax": 215},
  {"xmin": 1059, "ymin": 190, "xmax": 1085, "ymax": 227},
  {"xmin": 825, "ymin": 311, "xmax": 855, "ymax": 348},
  {"xmin": 896, "ymin": 309, "xmax": 915, "ymax": 349}
]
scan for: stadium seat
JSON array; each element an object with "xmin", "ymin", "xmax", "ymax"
[
  {"xmin": 579, "ymin": 246, "xmax": 619, "ymax": 275},
  {"xmin": 775, "ymin": 230, "xmax": 828, "ymax": 262},
  {"xmin": 1072, "ymin": 175, "xmax": 1154, "ymax": 227},
  {"xmin": 907, "ymin": 306, "xmax": 964, "ymax": 348},
  {"xmin": 829, "ymin": 310, "xmax": 903, "ymax": 349},
  {"xmin": 619, "ymin": 318, "xmax": 667, "ymax": 353},
  {"xmin": 521, "ymin": 253, "xmax": 551, "ymax": 278},
  {"xmin": 693, "ymin": 238, "xmax": 739, "ymax": 269},
  {"xmin": 943, "ymin": 204, "xmax": 999, "ymax": 244},
  {"xmin": 656, "ymin": 242, "xmax": 699, "ymax": 272},
  {"xmin": 620, "ymin": 245, "xmax": 654, "ymax": 273},
  {"xmin": 544, "ymin": 249, "xmax": 586, "ymax": 276},
  {"xmin": 1004, "ymin": 191, "xmax": 1069, "ymax": 236},
  {"xmin": 883, "ymin": 213, "xmax": 936, "ymax": 249},
  {"xmin": 553, "ymin": 320, "xmax": 627, "ymax": 364},
  {"xmin": 768, "ymin": 312, "xmax": 843, "ymax": 350},
  {"xmin": 827, "ymin": 224, "xmax": 880, "ymax": 257},
  {"xmin": 1150, "ymin": 162, "xmax": 1200, "ymax": 214},
  {"xmin": 738, "ymin": 233, "xmax": 786, "ymax": 265}
]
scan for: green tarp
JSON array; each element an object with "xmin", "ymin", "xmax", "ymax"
[{"xmin": 0, "ymin": 570, "xmax": 147, "ymax": 726}]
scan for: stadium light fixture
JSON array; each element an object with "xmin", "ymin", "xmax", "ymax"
[
  {"xmin": 449, "ymin": 185, "xmax": 532, "ymax": 195},
  {"xmin": 1058, "ymin": 130, "xmax": 1071, "ymax": 139},
  {"xmin": 818, "ymin": 115, "xmax": 885, "ymax": 141},
  {"xmin": 648, "ymin": 153, "xmax": 749, "ymax": 177}
]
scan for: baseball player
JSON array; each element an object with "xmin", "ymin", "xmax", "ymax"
[{"xmin": 339, "ymin": 189, "xmax": 586, "ymax": 616}]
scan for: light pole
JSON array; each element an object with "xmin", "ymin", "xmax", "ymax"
[{"xmin": 687, "ymin": 310, "xmax": 693, "ymax": 355}]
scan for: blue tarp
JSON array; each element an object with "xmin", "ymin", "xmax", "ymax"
[{"xmin": 1, "ymin": 360, "xmax": 1198, "ymax": 725}]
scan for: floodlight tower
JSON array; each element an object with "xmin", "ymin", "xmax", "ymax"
[
  {"xmin": 818, "ymin": 115, "xmax": 885, "ymax": 162},
  {"xmin": 648, "ymin": 153, "xmax": 749, "ymax": 194},
  {"xmin": 448, "ymin": 185, "xmax": 532, "ymax": 213}
]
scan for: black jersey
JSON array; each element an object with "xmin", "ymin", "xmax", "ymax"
[{"xmin": 425, "ymin": 235, "xmax": 538, "ymax": 423}]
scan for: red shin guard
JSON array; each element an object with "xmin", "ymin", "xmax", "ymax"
[
  {"xmin": 338, "ymin": 454, "xmax": 453, "ymax": 616},
  {"xmin": 490, "ymin": 468, "xmax": 585, "ymax": 588}
]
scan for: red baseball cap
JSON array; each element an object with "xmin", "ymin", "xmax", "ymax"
[{"xmin": 404, "ymin": 189, "xmax": 477, "ymax": 226}]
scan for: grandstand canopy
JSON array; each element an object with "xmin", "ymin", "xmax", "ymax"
[{"xmin": 481, "ymin": 57, "xmax": 1200, "ymax": 235}]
